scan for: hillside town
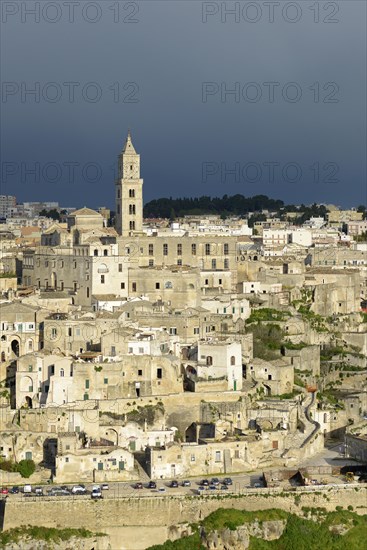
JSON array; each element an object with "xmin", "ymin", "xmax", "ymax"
[{"xmin": 0, "ymin": 132, "xmax": 367, "ymax": 490}]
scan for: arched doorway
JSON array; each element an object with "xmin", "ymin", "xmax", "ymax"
[
  {"xmin": 105, "ymin": 428, "xmax": 118, "ymax": 446},
  {"xmin": 11, "ymin": 339, "xmax": 20, "ymax": 357},
  {"xmin": 25, "ymin": 396, "xmax": 33, "ymax": 408}
]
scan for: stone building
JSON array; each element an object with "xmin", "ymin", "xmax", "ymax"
[
  {"xmin": 0, "ymin": 302, "xmax": 42, "ymax": 363},
  {"xmin": 55, "ymin": 432, "xmax": 135, "ymax": 483},
  {"xmin": 248, "ymin": 358, "xmax": 294, "ymax": 396}
]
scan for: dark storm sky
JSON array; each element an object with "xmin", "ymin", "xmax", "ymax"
[{"xmin": 1, "ymin": 1, "xmax": 366, "ymax": 209}]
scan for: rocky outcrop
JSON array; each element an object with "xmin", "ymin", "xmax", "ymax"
[{"xmin": 201, "ymin": 520, "xmax": 286, "ymax": 549}]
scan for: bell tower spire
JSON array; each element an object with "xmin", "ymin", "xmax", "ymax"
[{"xmin": 115, "ymin": 131, "xmax": 143, "ymax": 236}]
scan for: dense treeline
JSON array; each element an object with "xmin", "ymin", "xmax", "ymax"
[
  {"xmin": 143, "ymin": 195, "xmax": 332, "ymax": 224},
  {"xmin": 143, "ymin": 194, "xmax": 284, "ymax": 220}
]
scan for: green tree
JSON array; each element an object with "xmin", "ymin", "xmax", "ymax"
[
  {"xmin": 17, "ymin": 459, "xmax": 36, "ymax": 478},
  {"xmin": 39, "ymin": 209, "xmax": 60, "ymax": 221}
]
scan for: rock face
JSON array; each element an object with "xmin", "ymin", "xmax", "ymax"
[
  {"xmin": 1, "ymin": 535, "xmax": 112, "ymax": 550},
  {"xmin": 201, "ymin": 520, "xmax": 286, "ymax": 550}
]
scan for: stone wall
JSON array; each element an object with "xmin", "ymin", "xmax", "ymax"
[{"xmin": 3, "ymin": 487, "xmax": 367, "ymax": 534}]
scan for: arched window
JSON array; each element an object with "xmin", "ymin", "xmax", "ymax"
[
  {"xmin": 206, "ymin": 356, "xmax": 213, "ymax": 366},
  {"xmin": 94, "ymin": 249, "xmax": 98, "ymax": 256},
  {"xmin": 60, "ymin": 368, "xmax": 64, "ymax": 377},
  {"xmin": 103, "ymin": 249, "xmax": 108, "ymax": 256},
  {"xmin": 230, "ymin": 356, "xmax": 236, "ymax": 366}
]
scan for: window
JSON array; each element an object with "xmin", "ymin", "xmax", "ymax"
[
  {"xmin": 169, "ymin": 327, "xmax": 177, "ymax": 335},
  {"xmin": 129, "ymin": 189, "xmax": 135, "ymax": 197},
  {"xmin": 224, "ymin": 243, "xmax": 229, "ymax": 255},
  {"xmin": 211, "ymin": 259, "xmax": 216, "ymax": 269},
  {"xmin": 104, "ymin": 378, "xmax": 108, "ymax": 385},
  {"xmin": 205, "ymin": 243, "xmax": 210, "ymax": 255},
  {"xmin": 165, "ymin": 281, "xmax": 172, "ymax": 289},
  {"xmin": 149, "ymin": 259, "xmax": 154, "ymax": 267},
  {"xmin": 129, "ymin": 204, "xmax": 136, "ymax": 215},
  {"xmin": 132, "ymin": 282, "xmax": 137, "ymax": 292},
  {"xmin": 177, "ymin": 243, "xmax": 182, "ymax": 255},
  {"xmin": 103, "ymin": 249, "xmax": 108, "ymax": 256},
  {"xmin": 219, "ymin": 278, "xmax": 222, "ymax": 285},
  {"xmin": 94, "ymin": 249, "xmax": 98, "ymax": 256},
  {"xmin": 206, "ymin": 356, "xmax": 213, "ymax": 366},
  {"xmin": 86, "ymin": 287, "xmax": 89, "ymax": 298},
  {"xmin": 215, "ymin": 451, "xmax": 221, "ymax": 462},
  {"xmin": 205, "ymin": 279, "xmax": 209, "ymax": 285},
  {"xmin": 224, "ymin": 259, "xmax": 229, "ymax": 269},
  {"xmin": 51, "ymin": 328, "xmax": 57, "ymax": 340},
  {"xmin": 163, "ymin": 243, "xmax": 168, "ymax": 256},
  {"xmin": 138, "ymin": 369, "xmax": 143, "ymax": 376},
  {"xmin": 155, "ymin": 282, "xmax": 160, "ymax": 289},
  {"xmin": 129, "ymin": 221, "xmax": 135, "ymax": 231},
  {"xmin": 28, "ymin": 365, "xmax": 32, "ymax": 372},
  {"xmin": 138, "ymin": 347, "xmax": 144, "ymax": 354},
  {"xmin": 121, "ymin": 282, "xmax": 125, "ymax": 289},
  {"xmin": 60, "ymin": 368, "xmax": 64, "ymax": 377},
  {"xmin": 194, "ymin": 327, "xmax": 199, "ymax": 335},
  {"xmin": 85, "ymin": 379, "xmax": 90, "ymax": 389},
  {"xmin": 177, "ymin": 259, "xmax": 182, "ymax": 266},
  {"xmin": 191, "ymin": 243, "xmax": 196, "ymax": 255},
  {"xmin": 149, "ymin": 244, "xmax": 154, "ymax": 256},
  {"xmin": 101, "ymin": 275, "xmax": 105, "ymax": 284},
  {"xmin": 157, "ymin": 368, "xmax": 162, "ymax": 379},
  {"xmin": 118, "ymin": 263, "xmax": 122, "ymax": 272},
  {"xmin": 230, "ymin": 356, "xmax": 236, "ymax": 366}
]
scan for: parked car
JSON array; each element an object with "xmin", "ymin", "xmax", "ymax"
[
  {"xmin": 209, "ymin": 484, "xmax": 217, "ymax": 490},
  {"xmin": 71, "ymin": 485, "xmax": 87, "ymax": 494},
  {"xmin": 197, "ymin": 486, "xmax": 205, "ymax": 494},
  {"xmin": 34, "ymin": 487, "xmax": 43, "ymax": 495},
  {"xmin": 148, "ymin": 481, "xmax": 157, "ymax": 489},
  {"xmin": 220, "ymin": 484, "xmax": 229, "ymax": 490},
  {"xmin": 101, "ymin": 483, "xmax": 109, "ymax": 490},
  {"xmin": 1, "ymin": 487, "xmax": 9, "ymax": 495},
  {"xmin": 134, "ymin": 482, "xmax": 143, "ymax": 489},
  {"xmin": 49, "ymin": 488, "xmax": 70, "ymax": 496},
  {"xmin": 211, "ymin": 478, "xmax": 220, "ymax": 486},
  {"xmin": 201, "ymin": 479, "xmax": 209, "ymax": 486},
  {"xmin": 23, "ymin": 485, "xmax": 32, "ymax": 494},
  {"xmin": 170, "ymin": 480, "xmax": 178, "ymax": 488},
  {"xmin": 158, "ymin": 487, "xmax": 166, "ymax": 493},
  {"xmin": 9, "ymin": 486, "xmax": 19, "ymax": 494},
  {"xmin": 223, "ymin": 477, "xmax": 233, "ymax": 485},
  {"xmin": 182, "ymin": 480, "xmax": 191, "ymax": 487},
  {"xmin": 91, "ymin": 489, "xmax": 103, "ymax": 499}
]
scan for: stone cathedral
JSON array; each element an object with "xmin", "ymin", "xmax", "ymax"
[{"xmin": 22, "ymin": 132, "xmax": 240, "ymax": 310}]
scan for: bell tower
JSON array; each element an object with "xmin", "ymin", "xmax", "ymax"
[{"xmin": 115, "ymin": 130, "xmax": 143, "ymax": 236}]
